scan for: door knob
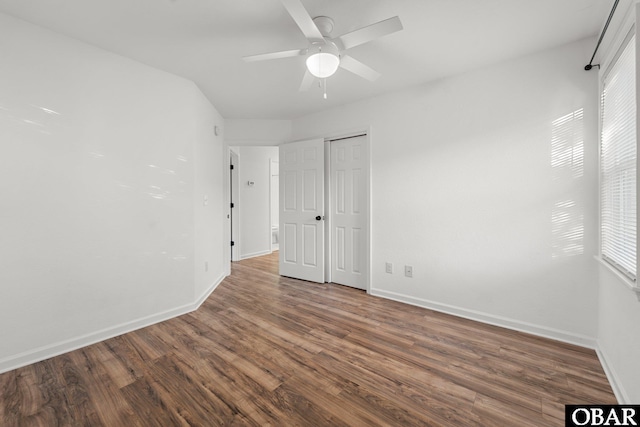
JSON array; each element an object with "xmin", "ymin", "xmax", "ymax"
[{"xmin": 315, "ymin": 216, "xmax": 322, "ymax": 221}]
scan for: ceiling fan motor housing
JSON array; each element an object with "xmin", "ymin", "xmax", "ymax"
[{"xmin": 312, "ymin": 16, "xmax": 334, "ymax": 37}]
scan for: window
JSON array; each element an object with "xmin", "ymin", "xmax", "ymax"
[{"xmin": 600, "ymin": 33, "xmax": 637, "ymax": 281}]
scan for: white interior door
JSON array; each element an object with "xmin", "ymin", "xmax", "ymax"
[
  {"xmin": 330, "ymin": 135, "xmax": 368, "ymax": 290},
  {"xmin": 279, "ymin": 138, "xmax": 325, "ymax": 283}
]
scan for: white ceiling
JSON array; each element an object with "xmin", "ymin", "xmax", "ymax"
[{"xmin": 0, "ymin": 0, "xmax": 610, "ymax": 120}]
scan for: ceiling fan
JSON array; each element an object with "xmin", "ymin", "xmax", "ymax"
[{"xmin": 243, "ymin": 0, "xmax": 403, "ymax": 96}]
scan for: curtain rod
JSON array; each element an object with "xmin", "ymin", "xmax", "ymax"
[{"xmin": 585, "ymin": 0, "xmax": 620, "ymax": 71}]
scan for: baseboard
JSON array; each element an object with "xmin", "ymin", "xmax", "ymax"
[
  {"xmin": 370, "ymin": 288, "xmax": 597, "ymax": 349},
  {"xmin": 596, "ymin": 345, "xmax": 629, "ymax": 404},
  {"xmin": 195, "ymin": 272, "xmax": 226, "ymax": 308},
  {"xmin": 240, "ymin": 250, "xmax": 272, "ymax": 260},
  {"xmin": 0, "ymin": 273, "xmax": 226, "ymax": 375}
]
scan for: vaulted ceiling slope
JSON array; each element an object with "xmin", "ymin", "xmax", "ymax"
[{"xmin": 0, "ymin": 0, "xmax": 610, "ymax": 120}]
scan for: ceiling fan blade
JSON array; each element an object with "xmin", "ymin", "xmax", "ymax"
[
  {"xmin": 339, "ymin": 55, "xmax": 381, "ymax": 82},
  {"xmin": 243, "ymin": 49, "xmax": 305, "ymax": 62},
  {"xmin": 299, "ymin": 70, "xmax": 315, "ymax": 91},
  {"xmin": 280, "ymin": 0, "xmax": 325, "ymax": 43},
  {"xmin": 335, "ymin": 16, "xmax": 403, "ymax": 50}
]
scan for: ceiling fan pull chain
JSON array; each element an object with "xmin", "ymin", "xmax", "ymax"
[{"xmin": 323, "ymin": 79, "xmax": 327, "ymax": 99}]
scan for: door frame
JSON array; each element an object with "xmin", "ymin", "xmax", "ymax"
[
  {"xmin": 324, "ymin": 141, "xmax": 332, "ymax": 282},
  {"xmin": 269, "ymin": 158, "xmax": 279, "ymax": 252},
  {"xmin": 230, "ymin": 148, "xmax": 240, "ymax": 262}
]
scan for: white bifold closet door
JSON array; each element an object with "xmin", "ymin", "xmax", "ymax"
[
  {"xmin": 330, "ymin": 135, "xmax": 367, "ymax": 290},
  {"xmin": 279, "ymin": 135, "xmax": 368, "ymax": 290}
]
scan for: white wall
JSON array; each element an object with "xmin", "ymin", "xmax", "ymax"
[
  {"xmin": 597, "ymin": 267, "xmax": 640, "ymax": 403},
  {"xmin": 225, "ymin": 119, "xmax": 291, "ymax": 146},
  {"xmin": 0, "ymin": 13, "xmax": 226, "ymax": 372},
  {"xmin": 231, "ymin": 146, "xmax": 279, "ymax": 259},
  {"xmin": 193, "ymin": 92, "xmax": 226, "ymax": 299},
  {"xmin": 593, "ymin": 0, "xmax": 640, "ymax": 404},
  {"xmin": 292, "ymin": 38, "xmax": 599, "ymax": 346}
]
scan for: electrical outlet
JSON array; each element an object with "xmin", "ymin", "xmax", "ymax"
[
  {"xmin": 385, "ymin": 262, "xmax": 393, "ymax": 274},
  {"xmin": 405, "ymin": 265, "xmax": 413, "ymax": 278}
]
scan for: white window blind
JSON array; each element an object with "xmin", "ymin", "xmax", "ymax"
[{"xmin": 601, "ymin": 35, "xmax": 637, "ymax": 281}]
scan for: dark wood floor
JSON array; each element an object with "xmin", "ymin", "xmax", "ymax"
[{"xmin": 0, "ymin": 252, "xmax": 615, "ymax": 426}]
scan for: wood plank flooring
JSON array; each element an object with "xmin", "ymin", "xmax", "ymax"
[{"xmin": 0, "ymin": 252, "xmax": 616, "ymax": 426}]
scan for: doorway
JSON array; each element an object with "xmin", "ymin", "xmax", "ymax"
[{"xmin": 279, "ymin": 133, "xmax": 370, "ymax": 291}]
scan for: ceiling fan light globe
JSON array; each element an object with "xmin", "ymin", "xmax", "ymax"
[{"xmin": 306, "ymin": 52, "xmax": 340, "ymax": 78}]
